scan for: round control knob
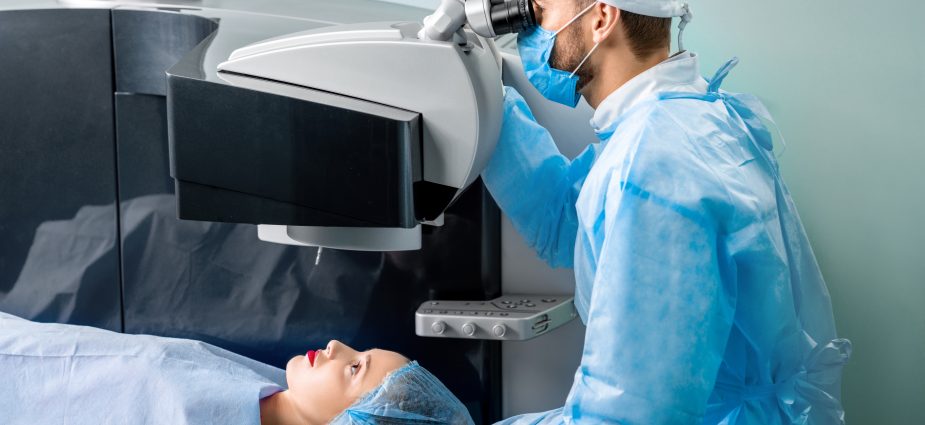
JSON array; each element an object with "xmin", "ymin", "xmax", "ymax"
[
  {"xmin": 492, "ymin": 324, "xmax": 507, "ymax": 338},
  {"xmin": 431, "ymin": 321, "xmax": 447, "ymax": 335},
  {"xmin": 462, "ymin": 322, "xmax": 477, "ymax": 336}
]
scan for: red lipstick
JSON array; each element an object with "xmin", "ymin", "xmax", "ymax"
[{"xmin": 306, "ymin": 349, "xmax": 317, "ymax": 366}]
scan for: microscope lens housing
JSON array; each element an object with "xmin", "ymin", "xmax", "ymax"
[{"xmin": 466, "ymin": 0, "xmax": 536, "ymax": 38}]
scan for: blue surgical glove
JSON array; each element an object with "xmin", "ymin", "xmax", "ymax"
[{"xmin": 481, "ymin": 86, "xmax": 598, "ymax": 268}]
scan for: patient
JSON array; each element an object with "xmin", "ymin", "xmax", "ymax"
[{"xmin": 0, "ymin": 312, "xmax": 472, "ymax": 425}]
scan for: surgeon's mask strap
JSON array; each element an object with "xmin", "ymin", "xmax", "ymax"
[
  {"xmin": 553, "ymin": 2, "xmax": 598, "ymax": 36},
  {"xmin": 551, "ymin": 2, "xmax": 601, "ymax": 78},
  {"xmin": 677, "ymin": 3, "xmax": 693, "ymax": 52},
  {"xmin": 569, "ymin": 42, "xmax": 601, "ymax": 78}
]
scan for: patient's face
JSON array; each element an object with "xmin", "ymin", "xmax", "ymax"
[{"xmin": 285, "ymin": 340, "xmax": 409, "ymax": 424}]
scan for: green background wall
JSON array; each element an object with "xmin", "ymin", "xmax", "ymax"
[{"xmin": 684, "ymin": 1, "xmax": 925, "ymax": 423}]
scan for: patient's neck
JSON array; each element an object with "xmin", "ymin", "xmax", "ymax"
[{"xmin": 260, "ymin": 391, "xmax": 308, "ymax": 425}]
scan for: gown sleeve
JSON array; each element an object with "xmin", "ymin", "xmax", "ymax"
[{"xmin": 481, "ymin": 87, "xmax": 597, "ymax": 268}]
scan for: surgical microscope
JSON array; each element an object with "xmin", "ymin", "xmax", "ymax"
[{"xmin": 167, "ymin": 0, "xmax": 577, "ymax": 342}]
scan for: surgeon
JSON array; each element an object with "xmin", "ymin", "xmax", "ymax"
[{"xmin": 482, "ymin": 0, "xmax": 852, "ymax": 423}]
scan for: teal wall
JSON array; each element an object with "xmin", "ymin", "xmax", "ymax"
[{"xmin": 685, "ymin": 1, "xmax": 925, "ymax": 423}]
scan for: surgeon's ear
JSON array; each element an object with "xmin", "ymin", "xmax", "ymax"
[{"xmin": 590, "ymin": 3, "xmax": 621, "ymax": 44}]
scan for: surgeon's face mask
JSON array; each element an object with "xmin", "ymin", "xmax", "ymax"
[{"xmin": 517, "ymin": 2, "xmax": 600, "ymax": 108}]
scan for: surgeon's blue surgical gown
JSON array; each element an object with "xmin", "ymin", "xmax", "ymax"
[
  {"xmin": 483, "ymin": 52, "xmax": 850, "ymax": 424},
  {"xmin": 0, "ymin": 312, "xmax": 285, "ymax": 424}
]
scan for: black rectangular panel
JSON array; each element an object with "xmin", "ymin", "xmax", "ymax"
[
  {"xmin": 168, "ymin": 73, "xmax": 420, "ymax": 228},
  {"xmin": 0, "ymin": 9, "xmax": 120, "ymax": 331}
]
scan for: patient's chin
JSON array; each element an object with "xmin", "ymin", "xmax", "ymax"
[{"xmin": 285, "ymin": 355, "xmax": 304, "ymax": 377}]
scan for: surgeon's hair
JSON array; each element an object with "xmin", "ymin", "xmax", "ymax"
[{"xmin": 577, "ymin": 0, "xmax": 672, "ymax": 60}]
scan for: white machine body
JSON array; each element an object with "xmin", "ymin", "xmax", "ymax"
[{"xmin": 216, "ymin": 21, "xmax": 503, "ymax": 250}]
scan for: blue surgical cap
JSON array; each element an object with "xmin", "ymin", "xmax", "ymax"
[{"xmin": 330, "ymin": 361, "xmax": 474, "ymax": 425}]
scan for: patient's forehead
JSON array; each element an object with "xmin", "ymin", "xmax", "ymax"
[
  {"xmin": 369, "ymin": 349, "xmax": 410, "ymax": 375},
  {"xmin": 372, "ymin": 348, "xmax": 409, "ymax": 362}
]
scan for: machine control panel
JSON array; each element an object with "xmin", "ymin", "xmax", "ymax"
[{"xmin": 415, "ymin": 295, "xmax": 577, "ymax": 341}]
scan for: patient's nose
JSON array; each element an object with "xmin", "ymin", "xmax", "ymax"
[
  {"xmin": 327, "ymin": 340, "xmax": 356, "ymax": 360},
  {"xmin": 327, "ymin": 340, "xmax": 342, "ymax": 359}
]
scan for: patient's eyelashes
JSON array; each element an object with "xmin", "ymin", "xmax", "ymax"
[{"xmin": 351, "ymin": 361, "xmax": 361, "ymax": 376}]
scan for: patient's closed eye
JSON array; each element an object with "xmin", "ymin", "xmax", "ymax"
[{"xmin": 350, "ymin": 361, "xmax": 361, "ymax": 376}]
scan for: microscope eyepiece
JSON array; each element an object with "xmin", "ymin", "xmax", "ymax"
[
  {"xmin": 489, "ymin": 0, "xmax": 536, "ymax": 36},
  {"xmin": 466, "ymin": 0, "xmax": 537, "ymax": 38}
]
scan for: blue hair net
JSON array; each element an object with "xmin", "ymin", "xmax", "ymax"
[{"xmin": 330, "ymin": 361, "xmax": 474, "ymax": 425}]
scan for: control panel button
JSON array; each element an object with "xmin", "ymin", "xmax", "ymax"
[
  {"xmin": 525, "ymin": 303, "xmax": 536, "ymax": 307},
  {"xmin": 431, "ymin": 321, "xmax": 446, "ymax": 335},
  {"xmin": 462, "ymin": 322, "xmax": 477, "ymax": 336},
  {"xmin": 542, "ymin": 298, "xmax": 557, "ymax": 303},
  {"xmin": 492, "ymin": 324, "xmax": 507, "ymax": 337}
]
